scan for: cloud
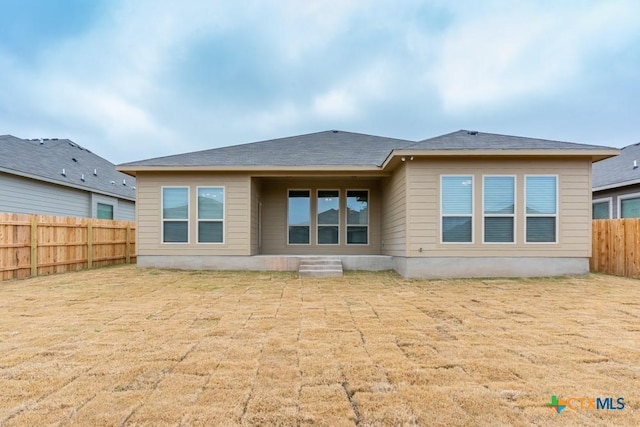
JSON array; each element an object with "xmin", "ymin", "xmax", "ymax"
[{"xmin": 429, "ymin": 1, "xmax": 640, "ymax": 112}]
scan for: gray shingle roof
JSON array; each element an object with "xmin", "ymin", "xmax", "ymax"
[
  {"xmin": 118, "ymin": 129, "xmax": 616, "ymax": 171},
  {"xmin": 119, "ymin": 130, "xmax": 414, "ymax": 168},
  {"xmin": 0, "ymin": 135, "xmax": 136, "ymax": 200},
  {"xmin": 410, "ymin": 130, "xmax": 615, "ymax": 151},
  {"xmin": 593, "ymin": 142, "xmax": 640, "ymax": 190}
]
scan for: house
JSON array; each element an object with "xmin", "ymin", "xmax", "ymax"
[
  {"xmin": 592, "ymin": 142, "xmax": 640, "ymax": 219},
  {"xmin": 117, "ymin": 130, "xmax": 617, "ymax": 278},
  {"xmin": 0, "ymin": 135, "xmax": 136, "ymax": 220}
]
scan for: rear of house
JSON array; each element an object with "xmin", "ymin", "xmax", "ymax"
[{"xmin": 119, "ymin": 130, "xmax": 617, "ymax": 278}]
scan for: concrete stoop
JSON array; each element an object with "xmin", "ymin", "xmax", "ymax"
[{"xmin": 298, "ymin": 257, "xmax": 343, "ymax": 277}]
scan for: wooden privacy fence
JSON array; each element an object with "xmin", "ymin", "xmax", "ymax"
[
  {"xmin": 591, "ymin": 218, "xmax": 640, "ymax": 278},
  {"xmin": 0, "ymin": 213, "xmax": 136, "ymax": 281}
]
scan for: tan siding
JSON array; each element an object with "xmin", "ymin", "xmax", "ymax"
[
  {"xmin": 406, "ymin": 158, "xmax": 592, "ymax": 257},
  {"xmin": 136, "ymin": 172, "xmax": 251, "ymax": 256},
  {"xmin": 260, "ymin": 178, "xmax": 381, "ymax": 255},
  {"xmin": 250, "ymin": 178, "xmax": 261, "ymax": 255},
  {"xmin": 381, "ymin": 164, "xmax": 407, "ymax": 256}
]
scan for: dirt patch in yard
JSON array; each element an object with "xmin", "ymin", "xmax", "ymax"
[{"xmin": 0, "ymin": 266, "xmax": 638, "ymax": 426}]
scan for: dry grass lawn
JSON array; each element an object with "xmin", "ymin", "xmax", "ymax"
[{"xmin": 0, "ymin": 266, "xmax": 638, "ymax": 426}]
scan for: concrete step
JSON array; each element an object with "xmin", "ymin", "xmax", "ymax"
[{"xmin": 299, "ymin": 257, "xmax": 343, "ymax": 277}]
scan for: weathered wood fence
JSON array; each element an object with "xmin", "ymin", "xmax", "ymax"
[
  {"xmin": 591, "ymin": 218, "xmax": 640, "ymax": 278},
  {"xmin": 0, "ymin": 213, "xmax": 136, "ymax": 281}
]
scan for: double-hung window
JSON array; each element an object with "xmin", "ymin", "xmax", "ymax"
[
  {"xmin": 620, "ymin": 194, "xmax": 640, "ymax": 218},
  {"xmin": 347, "ymin": 190, "xmax": 368, "ymax": 244},
  {"xmin": 592, "ymin": 199, "xmax": 611, "ymax": 219},
  {"xmin": 97, "ymin": 203, "xmax": 114, "ymax": 220},
  {"xmin": 483, "ymin": 176, "xmax": 515, "ymax": 243},
  {"xmin": 441, "ymin": 176, "xmax": 473, "ymax": 243},
  {"xmin": 525, "ymin": 176, "xmax": 557, "ymax": 243},
  {"xmin": 162, "ymin": 187, "xmax": 189, "ymax": 243},
  {"xmin": 197, "ymin": 187, "xmax": 224, "ymax": 243},
  {"xmin": 317, "ymin": 190, "xmax": 339, "ymax": 244},
  {"xmin": 288, "ymin": 190, "xmax": 310, "ymax": 244}
]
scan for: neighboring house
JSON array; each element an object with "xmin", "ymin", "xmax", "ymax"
[
  {"xmin": 0, "ymin": 135, "xmax": 136, "ymax": 220},
  {"xmin": 592, "ymin": 142, "xmax": 640, "ymax": 219},
  {"xmin": 118, "ymin": 130, "xmax": 617, "ymax": 278}
]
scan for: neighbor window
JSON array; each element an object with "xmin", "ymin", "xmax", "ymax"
[
  {"xmin": 317, "ymin": 190, "xmax": 339, "ymax": 244},
  {"xmin": 288, "ymin": 190, "xmax": 310, "ymax": 244},
  {"xmin": 347, "ymin": 190, "xmax": 368, "ymax": 244},
  {"xmin": 483, "ymin": 176, "xmax": 515, "ymax": 243},
  {"xmin": 592, "ymin": 199, "xmax": 611, "ymax": 219},
  {"xmin": 97, "ymin": 203, "xmax": 114, "ymax": 220},
  {"xmin": 525, "ymin": 176, "xmax": 557, "ymax": 243},
  {"xmin": 197, "ymin": 187, "xmax": 224, "ymax": 243},
  {"xmin": 162, "ymin": 187, "xmax": 189, "ymax": 243},
  {"xmin": 620, "ymin": 195, "xmax": 640, "ymax": 218},
  {"xmin": 441, "ymin": 176, "xmax": 473, "ymax": 243}
]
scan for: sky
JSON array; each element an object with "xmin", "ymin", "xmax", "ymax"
[{"xmin": 1, "ymin": 0, "xmax": 639, "ymax": 164}]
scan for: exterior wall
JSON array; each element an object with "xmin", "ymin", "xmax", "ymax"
[
  {"xmin": 259, "ymin": 178, "xmax": 382, "ymax": 255},
  {"xmin": 118, "ymin": 199, "xmax": 136, "ymax": 221},
  {"xmin": 381, "ymin": 163, "xmax": 407, "ymax": 256},
  {"xmin": 0, "ymin": 171, "xmax": 90, "ymax": 217},
  {"xmin": 405, "ymin": 157, "xmax": 593, "ymax": 258},
  {"xmin": 135, "ymin": 172, "xmax": 252, "ymax": 256},
  {"xmin": 250, "ymin": 178, "xmax": 261, "ymax": 255},
  {"xmin": 593, "ymin": 184, "xmax": 640, "ymax": 218}
]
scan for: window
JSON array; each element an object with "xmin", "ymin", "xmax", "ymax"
[
  {"xmin": 347, "ymin": 190, "xmax": 368, "ymax": 244},
  {"xmin": 620, "ymin": 195, "xmax": 640, "ymax": 218},
  {"xmin": 317, "ymin": 190, "xmax": 339, "ymax": 244},
  {"xmin": 288, "ymin": 190, "xmax": 310, "ymax": 244},
  {"xmin": 198, "ymin": 187, "xmax": 224, "ymax": 243},
  {"xmin": 162, "ymin": 187, "xmax": 189, "ymax": 243},
  {"xmin": 525, "ymin": 176, "xmax": 557, "ymax": 243},
  {"xmin": 441, "ymin": 176, "xmax": 473, "ymax": 243},
  {"xmin": 483, "ymin": 176, "xmax": 515, "ymax": 243},
  {"xmin": 97, "ymin": 203, "xmax": 114, "ymax": 220},
  {"xmin": 592, "ymin": 199, "xmax": 611, "ymax": 219}
]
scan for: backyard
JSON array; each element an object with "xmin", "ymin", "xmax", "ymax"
[{"xmin": 0, "ymin": 266, "xmax": 638, "ymax": 426}]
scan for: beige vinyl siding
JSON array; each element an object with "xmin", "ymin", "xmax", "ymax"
[
  {"xmin": 381, "ymin": 163, "xmax": 407, "ymax": 256},
  {"xmin": 259, "ymin": 178, "xmax": 381, "ymax": 255},
  {"xmin": 406, "ymin": 158, "xmax": 592, "ymax": 257},
  {"xmin": 250, "ymin": 178, "xmax": 261, "ymax": 255},
  {"xmin": 136, "ymin": 172, "xmax": 251, "ymax": 256}
]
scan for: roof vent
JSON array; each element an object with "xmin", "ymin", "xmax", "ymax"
[
  {"xmin": 72, "ymin": 157, "xmax": 77, "ymax": 162},
  {"xmin": 122, "ymin": 179, "xmax": 127, "ymax": 186},
  {"xmin": 332, "ymin": 130, "xmax": 339, "ymax": 133},
  {"xmin": 466, "ymin": 130, "xmax": 478, "ymax": 136},
  {"xmin": 61, "ymin": 168, "xmax": 66, "ymax": 177},
  {"xmin": 110, "ymin": 180, "xmax": 116, "ymax": 185},
  {"xmin": 81, "ymin": 174, "xmax": 85, "ymax": 182},
  {"xmin": 634, "ymin": 160, "xmax": 638, "ymax": 170},
  {"xmin": 39, "ymin": 138, "xmax": 44, "ymax": 145},
  {"xmin": 93, "ymin": 169, "xmax": 97, "ymax": 176}
]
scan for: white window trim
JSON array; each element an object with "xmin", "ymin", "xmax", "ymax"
[
  {"xmin": 346, "ymin": 189, "xmax": 370, "ymax": 246},
  {"xmin": 161, "ymin": 186, "xmax": 190, "ymax": 244},
  {"xmin": 440, "ymin": 175, "xmax": 474, "ymax": 244},
  {"xmin": 196, "ymin": 186, "xmax": 225, "ymax": 244},
  {"xmin": 617, "ymin": 192, "xmax": 640, "ymax": 219},
  {"xmin": 524, "ymin": 175, "xmax": 558, "ymax": 244},
  {"xmin": 482, "ymin": 175, "xmax": 516, "ymax": 244},
  {"xmin": 317, "ymin": 189, "xmax": 340, "ymax": 245},
  {"xmin": 287, "ymin": 189, "xmax": 311, "ymax": 245},
  {"xmin": 592, "ymin": 197, "xmax": 613, "ymax": 219}
]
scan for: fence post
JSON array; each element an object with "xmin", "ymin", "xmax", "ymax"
[
  {"xmin": 125, "ymin": 223, "xmax": 131, "ymax": 264},
  {"xmin": 87, "ymin": 221, "xmax": 93, "ymax": 269},
  {"xmin": 30, "ymin": 216, "xmax": 38, "ymax": 277}
]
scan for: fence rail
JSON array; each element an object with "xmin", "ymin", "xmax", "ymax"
[
  {"xmin": 590, "ymin": 218, "xmax": 640, "ymax": 278},
  {"xmin": 0, "ymin": 213, "xmax": 136, "ymax": 281}
]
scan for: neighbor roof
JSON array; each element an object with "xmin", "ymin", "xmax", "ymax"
[
  {"xmin": 593, "ymin": 142, "xmax": 640, "ymax": 191},
  {"xmin": 0, "ymin": 135, "xmax": 136, "ymax": 200},
  {"xmin": 118, "ymin": 129, "xmax": 618, "ymax": 174}
]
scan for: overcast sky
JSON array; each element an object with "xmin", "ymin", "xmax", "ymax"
[{"xmin": 1, "ymin": 0, "xmax": 639, "ymax": 164}]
